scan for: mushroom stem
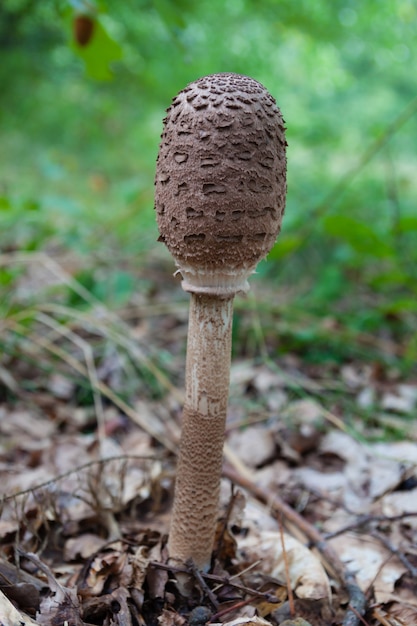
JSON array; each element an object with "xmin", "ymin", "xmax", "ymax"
[
  {"xmin": 168, "ymin": 293, "xmax": 234, "ymax": 571},
  {"xmin": 155, "ymin": 73, "xmax": 287, "ymax": 586}
]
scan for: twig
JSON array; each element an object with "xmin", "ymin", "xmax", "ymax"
[
  {"xmin": 203, "ymin": 571, "xmax": 281, "ymax": 603},
  {"xmin": 371, "ymin": 529, "xmax": 417, "ymax": 578},
  {"xmin": 343, "ymin": 584, "xmax": 369, "ymax": 626},
  {"xmin": 324, "ymin": 511, "xmax": 417, "ymax": 540},
  {"xmin": 210, "ymin": 595, "xmax": 261, "ymax": 622},
  {"xmin": 148, "ymin": 561, "xmax": 282, "ymax": 603},
  {"xmin": 188, "ymin": 560, "xmax": 219, "ymax": 610}
]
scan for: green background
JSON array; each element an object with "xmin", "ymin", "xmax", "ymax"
[{"xmin": 1, "ymin": 0, "xmax": 416, "ymax": 367}]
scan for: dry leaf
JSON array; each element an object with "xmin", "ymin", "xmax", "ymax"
[
  {"xmin": 252, "ymin": 583, "xmax": 287, "ymax": 617},
  {"xmin": 381, "ymin": 384, "xmax": 417, "ymax": 414},
  {"xmin": 158, "ymin": 608, "xmax": 187, "ymax": 625},
  {"xmin": 254, "ymin": 460, "xmax": 292, "ymax": 492},
  {"xmin": 0, "ymin": 589, "xmax": 38, "ymax": 626},
  {"xmin": 1, "ymin": 409, "xmax": 55, "ymax": 440},
  {"xmin": 294, "ymin": 465, "xmax": 347, "ymax": 494},
  {"xmin": 64, "ymin": 533, "xmax": 108, "ymax": 560},
  {"xmin": 356, "ymin": 386, "xmax": 375, "ymax": 409},
  {"xmin": 328, "ymin": 533, "xmax": 407, "ymax": 601},
  {"xmin": 367, "ymin": 456, "xmax": 404, "ymax": 498},
  {"xmin": 147, "ymin": 562, "xmax": 168, "ymax": 600},
  {"xmin": 108, "ymin": 587, "xmax": 131, "ymax": 626},
  {"xmin": 217, "ymin": 617, "xmax": 273, "ymax": 626},
  {"xmin": 283, "ymin": 399, "xmax": 324, "ymax": 424},
  {"xmin": 239, "ymin": 530, "xmax": 331, "ymax": 600},
  {"xmin": 371, "ymin": 440, "xmax": 417, "ymax": 464},
  {"xmin": 340, "ymin": 364, "xmax": 371, "ymax": 389},
  {"xmin": 85, "ymin": 552, "xmax": 122, "ymax": 595},
  {"xmin": 319, "ymin": 430, "xmax": 364, "ymax": 464},
  {"xmin": 380, "ymin": 489, "xmax": 417, "ymax": 529},
  {"xmin": 388, "ymin": 602, "xmax": 417, "ymax": 624},
  {"xmin": 252, "ymin": 366, "xmax": 286, "ymax": 393},
  {"xmin": 48, "ymin": 372, "xmax": 75, "ymax": 399},
  {"xmin": 228, "ymin": 426, "xmax": 275, "ymax": 468},
  {"xmin": 0, "ymin": 520, "xmax": 19, "ymax": 539}
]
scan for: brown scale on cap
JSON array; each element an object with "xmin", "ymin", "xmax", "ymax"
[{"xmin": 155, "ymin": 73, "xmax": 287, "ymax": 295}]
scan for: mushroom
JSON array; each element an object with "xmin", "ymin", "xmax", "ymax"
[{"xmin": 155, "ymin": 73, "xmax": 287, "ymax": 576}]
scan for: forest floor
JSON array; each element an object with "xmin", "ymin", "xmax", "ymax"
[{"xmin": 1, "ymin": 250, "xmax": 416, "ymax": 626}]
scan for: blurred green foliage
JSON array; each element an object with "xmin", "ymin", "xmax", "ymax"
[{"xmin": 0, "ymin": 0, "xmax": 416, "ymax": 352}]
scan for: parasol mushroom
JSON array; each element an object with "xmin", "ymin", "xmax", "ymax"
[{"xmin": 155, "ymin": 72, "xmax": 287, "ymax": 577}]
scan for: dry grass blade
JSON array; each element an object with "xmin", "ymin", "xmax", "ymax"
[
  {"xmin": 35, "ymin": 311, "xmax": 107, "ymax": 451},
  {"xmin": 6, "ymin": 317, "xmax": 177, "ymax": 452},
  {"xmin": 35, "ymin": 301, "xmax": 182, "ymax": 402},
  {"xmin": 0, "ymin": 251, "xmax": 181, "ymax": 399}
]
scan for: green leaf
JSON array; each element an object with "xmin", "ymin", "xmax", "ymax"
[
  {"xmin": 311, "ymin": 265, "xmax": 345, "ymax": 302},
  {"xmin": 396, "ymin": 216, "xmax": 417, "ymax": 234},
  {"xmin": 380, "ymin": 297, "xmax": 417, "ymax": 314},
  {"xmin": 0, "ymin": 269, "xmax": 17, "ymax": 286},
  {"xmin": 153, "ymin": 0, "xmax": 187, "ymax": 29},
  {"xmin": 23, "ymin": 199, "xmax": 41, "ymax": 212},
  {"xmin": 324, "ymin": 215, "xmax": 393, "ymax": 258},
  {"xmin": 268, "ymin": 234, "xmax": 303, "ymax": 259},
  {"xmin": 0, "ymin": 196, "xmax": 11, "ymax": 211},
  {"xmin": 72, "ymin": 19, "xmax": 123, "ymax": 80},
  {"xmin": 95, "ymin": 270, "xmax": 136, "ymax": 306}
]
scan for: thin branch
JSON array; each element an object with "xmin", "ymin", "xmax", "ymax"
[
  {"xmin": 324, "ymin": 511, "xmax": 417, "ymax": 540},
  {"xmin": 148, "ymin": 561, "xmax": 282, "ymax": 603},
  {"xmin": 188, "ymin": 560, "xmax": 219, "ymax": 610},
  {"xmin": 371, "ymin": 529, "xmax": 417, "ymax": 578},
  {"xmin": 343, "ymin": 595, "xmax": 370, "ymax": 626}
]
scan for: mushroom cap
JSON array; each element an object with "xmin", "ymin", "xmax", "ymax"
[{"xmin": 155, "ymin": 73, "xmax": 287, "ymax": 295}]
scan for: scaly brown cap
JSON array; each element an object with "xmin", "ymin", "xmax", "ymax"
[{"xmin": 155, "ymin": 73, "xmax": 287, "ymax": 295}]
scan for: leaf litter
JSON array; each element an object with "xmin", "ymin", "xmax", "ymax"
[{"xmin": 0, "ymin": 252, "xmax": 417, "ymax": 625}]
